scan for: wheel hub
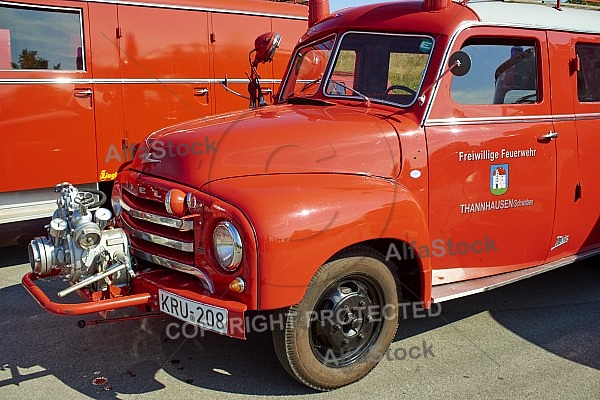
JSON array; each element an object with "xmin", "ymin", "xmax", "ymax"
[{"xmin": 310, "ymin": 277, "xmax": 384, "ymax": 366}]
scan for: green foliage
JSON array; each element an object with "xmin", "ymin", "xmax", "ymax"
[
  {"xmin": 388, "ymin": 53, "xmax": 429, "ymax": 90},
  {"xmin": 11, "ymin": 48, "xmax": 49, "ymax": 69}
]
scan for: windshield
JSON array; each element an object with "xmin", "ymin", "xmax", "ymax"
[
  {"xmin": 280, "ymin": 36, "xmax": 336, "ymax": 100},
  {"xmin": 281, "ymin": 32, "xmax": 433, "ymax": 107},
  {"xmin": 326, "ymin": 33, "xmax": 433, "ymax": 106}
]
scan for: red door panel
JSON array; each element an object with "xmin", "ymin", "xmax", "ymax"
[{"xmin": 425, "ymin": 27, "xmax": 556, "ymax": 285}]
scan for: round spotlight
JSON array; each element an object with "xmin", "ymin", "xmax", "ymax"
[
  {"xmin": 186, "ymin": 192, "xmax": 202, "ymax": 213},
  {"xmin": 165, "ymin": 189, "xmax": 186, "ymax": 216},
  {"xmin": 111, "ymin": 182, "xmax": 122, "ymax": 218}
]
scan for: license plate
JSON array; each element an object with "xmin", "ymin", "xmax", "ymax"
[{"xmin": 159, "ymin": 290, "xmax": 228, "ymax": 335}]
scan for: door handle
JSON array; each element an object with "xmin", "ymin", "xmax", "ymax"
[
  {"xmin": 538, "ymin": 131, "xmax": 559, "ymax": 141},
  {"xmin": 193, "ymin": 87, "xmax": 209, "ymax": 96},
  {"xmin": 74, "ymin": 89, "xmax": 93, "ymax": 98}
]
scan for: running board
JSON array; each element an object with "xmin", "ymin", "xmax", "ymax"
[{"xmin": 431, "ymin": 248, "xmax": 600, "ymax": 303}]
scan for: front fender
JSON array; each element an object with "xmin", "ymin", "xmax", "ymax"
[{"xmin": 203, "ymin": 173, "xmax": 431, "ymax": 309}]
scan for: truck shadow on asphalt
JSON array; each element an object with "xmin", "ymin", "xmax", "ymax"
[
  {"xmin": 0, "ymin": 246, "xmax": 598, "ymax": 397},
  {"xmin": 398, "ymin": 257, "xmax": 600, "ymax": 371}
]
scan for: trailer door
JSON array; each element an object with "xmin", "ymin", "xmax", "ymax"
[
  {"xmin": 209, "ymin": 12, "xmax": 273, "ymax": 113},
  {"xmin": 116, "ymin": 5, "xmax": 212, "ymax": 158},
  {"xmin": 0, "ymin": 1, "xmax": 97, "ymax": 193}
]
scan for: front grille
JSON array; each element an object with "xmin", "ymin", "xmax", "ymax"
[{"xmin": 119, "ymin": 180, "xmax": 213, "ymax": 292}]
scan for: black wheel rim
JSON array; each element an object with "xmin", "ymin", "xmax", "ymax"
[{"xmin": 308, "ymin": 273, "xmax": 387, "ymax": 367}]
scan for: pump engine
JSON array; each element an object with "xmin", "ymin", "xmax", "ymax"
[{"xmin": 28, "ymin": 183, "xmax": 133, "ymax": 298}]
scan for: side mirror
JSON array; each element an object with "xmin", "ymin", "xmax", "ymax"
[
  {"xmin": 417, "ymin": 50, "xmax": 472, "ymax": 106},
  {"xmin": 252, "ymin": 32, "xmax": 281, "ymax": 66},
  {"xmin": 448, "ymin": 50, "xmax": 471, "ymax": 76}
]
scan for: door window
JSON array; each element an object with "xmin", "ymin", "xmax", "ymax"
[
  {"xmin": 450, "ymin": 39, "xmax": 538, "ymax": 105},
  {"xmin": 576, "ymin": 43, "xmax": 600, "ymax": 103}
]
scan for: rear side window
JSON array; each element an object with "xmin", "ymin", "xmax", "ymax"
[
  {"xmin": 576, "ymin": 43, "xmax": 600, "ymax": 103},
  {"xmin": 0, "ymin": 4, "xmax": 84, "ymax": 71},
  {"xmin": 451, "ymin": 38, "xmax": 539, "ymax": 105}
]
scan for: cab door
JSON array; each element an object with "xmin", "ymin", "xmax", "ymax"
[
  {"xmin": 0, "ymin": 1, "xmax": 97, "ymax": 192},
  {"xmin": 425, "ymin": 27, "xmax": 556, "ymax": 285}
]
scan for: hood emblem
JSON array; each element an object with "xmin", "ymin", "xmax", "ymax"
[{"xmin": 141, "ymin": 143, "xmax": 161, "ymax": 164}]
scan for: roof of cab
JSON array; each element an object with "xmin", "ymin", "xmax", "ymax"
[
  {"xmin": 302, "ymin": 1, "xmax": 478, "ymax": 40},
  {"xmin": 468, "ymin": 0, "xmax": 600, "ymax": 35},
  {"xmin": 303, "ymin": 0, "xmax": 600, "ymax": 42}
]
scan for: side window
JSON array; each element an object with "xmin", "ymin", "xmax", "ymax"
[
  {"xmin": 0, "ymin": 4, "xmax": 84, "ymax": 71},
  {"xmin": 451, "ymin": 39, "xmax": 538, "ymax": 105},
  {"xmin": 576, "ymin": 43, "xmax": 600, "ymax": 103}
]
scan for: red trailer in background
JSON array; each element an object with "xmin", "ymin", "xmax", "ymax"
[{"xmin": 0, "ymin": 0, "xmax": 308, "ymax": 235}]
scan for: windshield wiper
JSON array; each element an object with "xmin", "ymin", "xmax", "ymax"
[
  {"xmin": 285, "ymin": 78, "xmax": 322, "ymax": 99},
  {"xmin": 328, "ymin": 80, "xmax": 371, "ymax": 107}
]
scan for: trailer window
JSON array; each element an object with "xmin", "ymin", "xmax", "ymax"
[
  {"xmin": 450, "ymin": 39, "xmax": 538, "ymax": 105},
  {"xmin": 576, "ymin": 43, "xmax": 600, "ymax": 103},
  {"xmin": 0, "ymin": 4, "xmax": 84, "ymax": 71}
]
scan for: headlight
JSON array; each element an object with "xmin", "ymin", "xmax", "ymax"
[{"xmin": 212, "ymin": 221, "xmax": 243, "ymax": 271}]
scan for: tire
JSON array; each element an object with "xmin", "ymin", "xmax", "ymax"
[{"xmin": 272, "ymin": 247, "xmax": 399, "ymax": 390}]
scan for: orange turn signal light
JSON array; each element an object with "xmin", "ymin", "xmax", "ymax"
[{"xmin": 228, "ymin": 277, "xmax": 246, "ymax": 293}]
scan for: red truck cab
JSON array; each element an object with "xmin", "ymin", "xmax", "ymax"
[{"xmin": 24, "ymin": 0, "xmax": 600, "ymax": 390}]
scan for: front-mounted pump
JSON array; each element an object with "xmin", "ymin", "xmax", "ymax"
[{"xmin": 28, "ymin": 183, "xmax": 133, "ymax": 298}]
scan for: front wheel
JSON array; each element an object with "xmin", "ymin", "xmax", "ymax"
[{"xmin": 272, "ymin": 248, "xmax": 399, "ymax": 390}]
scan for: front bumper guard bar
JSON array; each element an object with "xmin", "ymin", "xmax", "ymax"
[
  {"xmin": 22, "ymin": 271, "xmax": 153, "ymax": 315},
  {"xmin": 22, "ymin": 270, "xmax": 247, "ymax": 339}
]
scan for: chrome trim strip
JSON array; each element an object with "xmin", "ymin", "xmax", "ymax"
[
  {"xmin": 425, "ymin": 113, "xmax": 600, "ymax": 127},
  {"xmin": 0, "ymin": 78, "xmax": 283, "ymax": 85},
  {"xmin": 84, "ymin": 0, "xmax": 307, "ymax": 20},
  {"xmin": 121, "ymin": 199, "xmax": 194, "ymax": 231},
  {"xmin": 131, "ymin": 247, "xmax": 214, "ymax": 293},
  {"xmin": 575, "ymin": 113, "xmax": 600, "ymax": 121},
  {"xmin": 431, "ymin": 247, "xmax": 600, "ymax": 303},
  {"xmin": 122, "ymin": 219, "xmax": 194, "ymax": 252}
]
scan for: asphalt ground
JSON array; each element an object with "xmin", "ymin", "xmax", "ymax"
[{"xmin": 0, "ymin": 243, "xmax": 598, "ymax": 400}]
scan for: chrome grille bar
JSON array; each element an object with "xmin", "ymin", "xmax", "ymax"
[
  {"xmin": 131, "ymin": 248, "xmax": 214, "ymax": 293},
  {"xmin": 120, "ymin": 199, "xmax": 194, "ymax": 231},
  {"xmin": 122, "ymin": 219, "xmax": 194, "ymax": 252}
]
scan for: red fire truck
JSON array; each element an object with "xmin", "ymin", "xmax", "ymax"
[
  {"xmin": 23, "ymin": 0, "xmax": 600, "ymax": 390},
  {"xmin": 0, "ymin": 0, "xmax": 307, "ymax": 240}
]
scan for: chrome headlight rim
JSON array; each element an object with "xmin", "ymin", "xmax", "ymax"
[{"xmin": 212, "ymin": 220, "xmax": 243, "ymax": 272}]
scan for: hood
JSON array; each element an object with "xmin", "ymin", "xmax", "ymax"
[{"xmin": 130, "ymin": 104, "xmax": 402, "ymax": 188}]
